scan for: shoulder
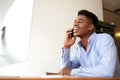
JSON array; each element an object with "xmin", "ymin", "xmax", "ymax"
[
  {"xmin": 96, "ymin": 33, "xmax": 114, "ymax": 41},
  {"xmin": 95, "ymin": 33, "xmax": 115, "ymax": 48}
]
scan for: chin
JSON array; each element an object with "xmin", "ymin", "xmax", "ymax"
[
  {"xmin": 74, "ymin": 34, "xmax": 81, "ymax": 37},
  {"xmin": 74, "ymin": 33, "xmax": 79, "ymax": 36},
  {"xmin": 74, "ymin": 35, "xmax": 79, "ymax": 37}
]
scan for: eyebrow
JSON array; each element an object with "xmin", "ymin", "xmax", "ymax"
[{"xmin": 74, "ymin": 19, "xmax": 85, "ymax": 22}]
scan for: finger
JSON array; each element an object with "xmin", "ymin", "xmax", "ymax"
[
  {"xmin": 66, "ymin": 28, "xmax": 73, "ymax": 38},
  {"xmin": 66, "ymin": 32, "xmax": 72, "ymax": 38},
  {"xmin": 66, "ymin": 28, "xmax": 73, "ymax": 33},
  {"xmin": 59, "ymin": 70, "xmax": 64, "ymax": 75},
  {"xmin": 72, "ymin": 37, "xmax": 76, "ymax": 43},
  {"xmin": 72, "ymin": 37, "xmax": 76, "ymax": 40}
]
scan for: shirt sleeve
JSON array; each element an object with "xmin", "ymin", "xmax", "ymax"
[
  {"xmin": 71, "ymin": 34, "xmax": 117, "ymax": 78},
  {"xmin": 62, "ymin": 48, "xmax": 80, "ymax": 69}
]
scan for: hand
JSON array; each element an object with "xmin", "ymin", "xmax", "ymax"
[
  {"xmin": 64, "ymin": 28, "xmax": 76, "ymax": 48},
  {"xmin": 59, "ymin": 67, "xmax": 71, "ymax": 76}
]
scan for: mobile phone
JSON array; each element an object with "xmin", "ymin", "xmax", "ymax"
[{"xmin": 71, "ymin": 29, "xmax": 74, "ymax": 37}]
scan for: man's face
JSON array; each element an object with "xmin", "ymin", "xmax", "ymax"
[{"xmin": 73, "ymin": 15, "xmax": 93, "ymax": 38}]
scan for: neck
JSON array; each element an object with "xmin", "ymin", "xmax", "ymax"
[{"xmin": 79, "ymin": 32, "xmax": 93, "ymax": 51}]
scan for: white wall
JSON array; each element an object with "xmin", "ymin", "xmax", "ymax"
[{"xmin": 0, "ymin": 0, "xmax": 103, "ymax": 77}]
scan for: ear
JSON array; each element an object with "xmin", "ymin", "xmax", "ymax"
[{"xmin": 88, "ymin": 24, "xmax": 94, "ymax": 30}]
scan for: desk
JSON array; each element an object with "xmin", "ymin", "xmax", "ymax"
[{"xmin": 0, "ymin": 76, "xmax": 120, "ymax": 80}]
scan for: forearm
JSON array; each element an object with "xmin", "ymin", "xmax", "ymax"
[
  {"xmin": 62, "ymin": 48, "xmax": 80, "ymax": 69},
  {"xmin": 71, "ymin": 61, "xmax": 116, "ymax": 78},
  {"xmin": 62, "ymin": 48, "xmax": 71, "ymax": 68}
]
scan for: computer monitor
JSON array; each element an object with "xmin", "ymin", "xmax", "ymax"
[{"xmin": 0, "ymin": 0, "xmax": 34, "ymax": 66}]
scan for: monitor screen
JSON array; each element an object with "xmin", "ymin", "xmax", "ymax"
[{"xmin": 0, "ymin": 0, "xmax": 34, "ymax": 66}]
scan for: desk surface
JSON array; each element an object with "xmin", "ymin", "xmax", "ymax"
[{"xmin": 0, "ymin": 76, "xmax": 120, "ymax": 80}]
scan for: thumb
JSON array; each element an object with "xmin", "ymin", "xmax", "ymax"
[{"xmin": 72, "ymin": 37, "xmax": 76, "ymax": 42}]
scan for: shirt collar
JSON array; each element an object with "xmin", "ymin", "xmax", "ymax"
[
  {"xmin": 88, "ymin": 32, "xmax": 97, "ymax": 44},
  {"xmin": 78, "ymin": 32, "xmax": 97, "ymax": 46}
]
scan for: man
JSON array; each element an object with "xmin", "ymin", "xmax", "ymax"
[{"xmin": 59, "ymin": 10, "xmax": 120, "ymax": 77}]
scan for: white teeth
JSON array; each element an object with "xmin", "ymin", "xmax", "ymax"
[
  {"xmin": 73, "ymin": 27, "xmax": 79, "ymax": 32},
  {"xmin": 74, "ymin": 27, "xmax": 79, "ymax": 30}
]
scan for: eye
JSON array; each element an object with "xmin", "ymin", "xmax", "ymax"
[
  {"xmin": 78, "ymin": 19, "xmax": 85, "ymax": 23},
  {"xmin": 78, "ymin": 20, "xmax": 84, "ymax": 23},
  {"xmin": 74, "ymin": 19, "xmax": 85, "ymax": 23}
]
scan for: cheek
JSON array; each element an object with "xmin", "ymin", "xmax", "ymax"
[
  {"xmin": 82, "ymin": 24, "xmax": 89, "ymax": 30},
  {"xmin": 75, "ymin": 28, "xmax": 85, "ymax": 35},
  {"xmin": 80, "ymin": 26, "xmax": 87, "ymax": 32},
  {"xmin": 78, "ymin": 27, "xmax": 88, "ymax": 35}
]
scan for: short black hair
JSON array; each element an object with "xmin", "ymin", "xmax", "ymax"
[{"xmin": 78, "ymin": 10, "xmax": 98, "ymax": 27}]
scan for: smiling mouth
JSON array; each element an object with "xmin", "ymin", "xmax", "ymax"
[{"xmin": 73, "ymin": 27, "xmax": 79, "ymax": 32}]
